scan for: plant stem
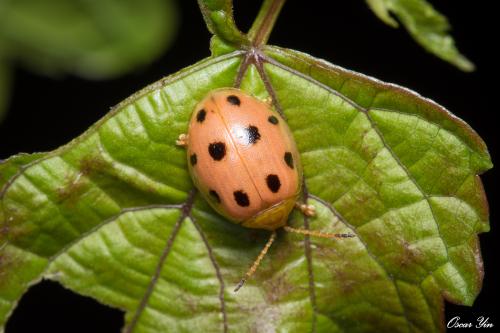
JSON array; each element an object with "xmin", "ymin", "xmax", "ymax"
[{"xmin": 248, "ymin": 0, "xmax": 286, "ymax": 47}]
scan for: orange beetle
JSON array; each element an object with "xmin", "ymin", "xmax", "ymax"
[
  {"xmin": 183, "ymin": 88, "xmax": 302, "ymax": 230},
  {"xmin": 177, "ymin": 88, "xmax": 353, "ymax": 290}
]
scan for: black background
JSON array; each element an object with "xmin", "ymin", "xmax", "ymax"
[{"xmin": 1, "ymin": 1, "xmax": 497, "ymax": 332}]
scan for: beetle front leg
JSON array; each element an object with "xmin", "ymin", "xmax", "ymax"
[
  {"xmin": 263, "ymin": 96, "xmax": 273, "ymax": 107},
  {"xmin": 176, "ymin": 133, "xmax": 189, "ymax": 147}
]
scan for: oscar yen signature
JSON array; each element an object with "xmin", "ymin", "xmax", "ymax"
[{"xmin": 448, "ymin": 316, "xmax": 494, "ymax": 329}]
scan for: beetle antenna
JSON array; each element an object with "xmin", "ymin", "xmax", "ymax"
[
  {"xmin": 283, "ymin": 226, "xmax": 355, "ymax": 239},
  {"xmin": 234, "ymin": 230, "xmax": 277, "ymax": 292}
]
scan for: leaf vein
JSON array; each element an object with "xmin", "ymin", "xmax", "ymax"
[
  {"xmin": 96, "ymin": 138, "xmax": 187, "ymax": 200},
  {"xmin": 302, "ymin": 182, "xmax": 317, "ymax": 333},
  {"xmin": 123, "ymin": 191, "xmax": 195, "ymax": 333},
  {"xmin": 310, "ymin": 194, "xmax": 413, "ymax": 332},
  {"xmin": 189, "ymin": 208, "xmax": 228, "ymax": 333}
]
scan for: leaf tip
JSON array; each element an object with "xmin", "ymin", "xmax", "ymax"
[
  {"xmin": 366, "ymin": 0, "xmax": 399, "ymax": 28},
  {"xmin": 455, "ymin": 56, "xmax": 476, "ymax": 72}
]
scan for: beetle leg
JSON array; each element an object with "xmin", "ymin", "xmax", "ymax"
[
  {"xmin": 176, "ymin": 133, "xmax": 189, "ymax": 147},
  {"xmin": 295, "ymin": 202, "xmax": 316, "ymax": 217},
  {"xmin": 263, "ymin": 96, "xmax": 273, "ymax": 106},
  {"xmin": 284, "ymin": 226, "xmax": 355, "ymax": 239},
  {"xmin": 234, "ymin": 231, "xmax": 276, "ymax": 292}
]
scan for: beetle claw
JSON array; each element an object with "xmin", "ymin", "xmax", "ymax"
[
  {"xmin": 176, "ymin": 133, "xmax": 189, "ymax": 147},
  {"xmin": 295, "ymin": 202, "xmax": 316, "ymax": 217},
  {"xmin": 263, "ymin": 96, "xmax": 273, "ymax": 106}
]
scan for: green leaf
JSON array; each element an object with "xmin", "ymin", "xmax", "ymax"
[
  {"xmin": 0, "ymin": 62, "xmax": 10, "ymax": 122},
  {"xmin": 0, "ymin": 43, "xmax": 490, "ymax": 332},
  {"xmin": 366, "ymin": 0, "xmax": 475, "ymax": 71},
  {"xmin": 0, "ymin": 153, "xmax": 47, "ymax": 188},
  {"xmin": 210, "ymin": 36, "xmax": 239, "ymax": 57},
  {"xmin": 0, "ymin": 0, "xmax": 179, "ymax": 79},
  {"xmin": 197, "ymin": 0, "xmax": 248, "ymax": 46}
]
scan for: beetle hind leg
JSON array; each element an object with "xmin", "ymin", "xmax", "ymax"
[
  {"xmin": 289, "ymin": 202, "xmax": 355, "ymax": 239},
  {"xmin": 284, "ymin": 226, "xmax": 355, "ymax": 239},
  {"xmin": 295, "ymin": 202, "xmax": 316, "ymax": 217},
  {"xmin": 176, "ymin": 133, "xmax": 189, "ymax": 147}
]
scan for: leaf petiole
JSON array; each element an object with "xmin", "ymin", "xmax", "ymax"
[{"xmin": 248, "ymin": 0, "xmax": 286, "ymax": 47}]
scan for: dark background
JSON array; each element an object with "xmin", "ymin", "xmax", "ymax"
[{"xmin": 1, "ymin": 1, "xmax": 497, "ymax": 332}]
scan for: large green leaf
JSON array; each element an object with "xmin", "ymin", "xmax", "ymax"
[
  {"xmin": 366, "ymin": 0, "xmax": 475, "ymax": 71},
  {"xmin": 0, "ymin": 0, "xmax": 491, "ymax": 329},
  {"xmin": 0, "ymin": 40, "xmax": 491, "ymax": 331},
  {"xmin": 0, "ymin": 0, "xmax": 178, "ymax": 79}
]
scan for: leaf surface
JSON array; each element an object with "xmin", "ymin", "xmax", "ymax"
[
  {"xmin": 366, "ymin": 0, "xmax": 474, "ymax": 71},
  {"xmin": 0, "ymin": 153, "xmax": 47, "ymax": 188},
  {"xmin": 0, "ymin": 41, "xmax": 491, "ymax": 333}
]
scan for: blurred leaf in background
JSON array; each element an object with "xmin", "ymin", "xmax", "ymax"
[
  {"xmin": 366, "ymin": 0, "xmax": 475, "ymax": 72},
  {"xmin": 0, "ymin": 0, "xmax": 179, "ymax": 121}
]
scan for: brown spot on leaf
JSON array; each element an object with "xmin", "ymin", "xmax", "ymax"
[
  {"xmin": 0, "ymin": 249, "xmax": 22, "ymax": 289},
  {"xmin": 56, "ymin": 172, "xmax": 86, "ymax": 205},
  {"xmin": 1, "ymin": 207, "xmax": 32, "ymax": 243},
  {"xmin": 332, "ymin": 268, "xmax": 357, "ymax": 295},
  {"xmin": 179, "ymin": 292, "xmax": 199, "ymax": 313},
  {"xmin": 57, "ymin": 155, "xmax": 108, "ymax": 206},
  {"xmin": 79, "ymin": 155, "xmax": 107, "ymax": 176},
  {"xmin": 263, "ymin": 274, "xmax": 297, "ymax": 303},
  {"xmin": 398, "ymin": 240, "xmax": 423, "ymax": 268}
]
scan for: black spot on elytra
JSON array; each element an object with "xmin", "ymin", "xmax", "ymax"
[
  {"xmin": 196, "ymin": 109, "xmax": 206, "ymax": 122},
  {"xmin": 208, "ymin": 142, "xmax": 226, "ymax": 161},
  {"xmin": 190, "ymin": 153, "xmax": 197, "ymax": 166},
  {"xmin": 266, "ymin": 174, "xmax": 281, "ymax": 193},
  {"xmin": 246, "ymin": 125, "xmax": 261, "ymax": 144},
  {"xmin": 227, "ymin": 95, "xmax": 241, "ymax": 106},
  {"xmin": 284, "ymin": 152, "xmax": 294, "ymax": 169},
  {"xmin": 233, "ymin": 190, "xmax": 250, "ymax": 207},
  {"xmin": 268, "ymin": 115, "xmax": 279, "ymax": 125},
  {"xmin": 209, "ymin": 189, "xmax": 221, "ymax": 203}
]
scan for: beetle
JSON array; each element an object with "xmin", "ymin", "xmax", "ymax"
[{"xmin": 177, "ymin": 88, "xmax": 353, "ymax": 290}]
